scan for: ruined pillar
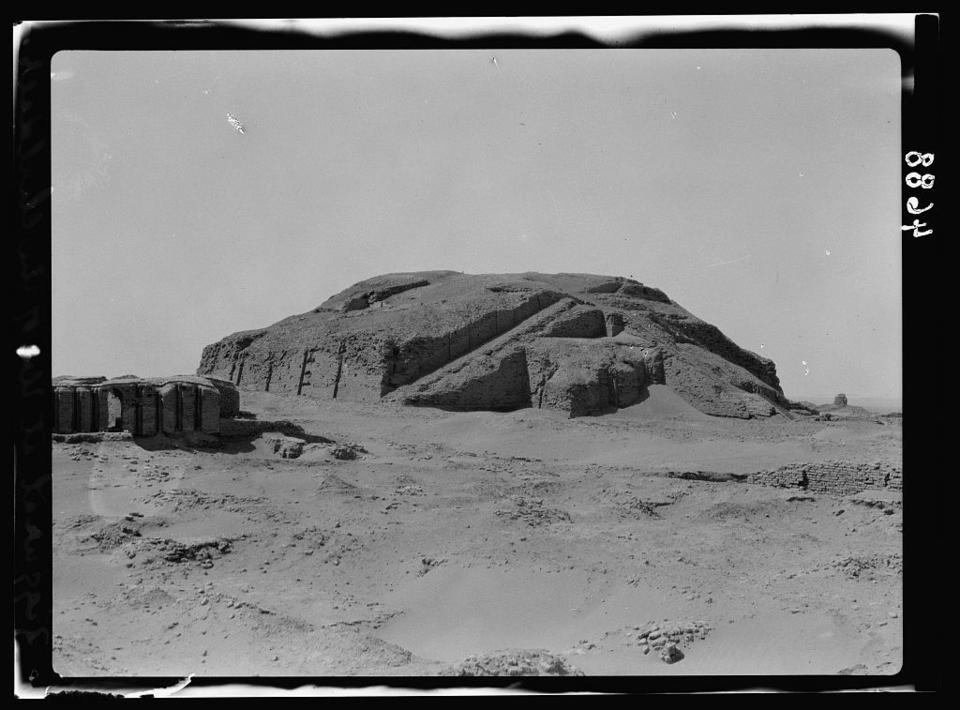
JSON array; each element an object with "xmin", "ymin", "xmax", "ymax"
[
  {"xmin": 205, "ymin": 377, "xmax": 240, "ymax": 417},
  {"xmin": 75, "ymin": 387, "xmax": 95, "ymax": 432},
  {"xmin": 159, "ymin": 383, "xmax": 179, "ymax": 434},
  {"xmin": 137, "ymin": 383, "xmax": 159, "ymax": 436},
  {"xmin": 199, "ymin": 383, "xmax": 221, "ymax": 434},
  {"xmin": 116, "ymin": 383, "xmax": 138, "ymax": 433},
  {"xmin": 179, "ymin": 384, "xmax": 197, "ymax": 431},
  {"xmin": 54, "ymin": 387, "xmax": 74, "ymax": 434}
]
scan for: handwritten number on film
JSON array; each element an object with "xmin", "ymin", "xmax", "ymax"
[{"xmin": 902, "ymin": 151, "xmax": 935, "ymax": 238}]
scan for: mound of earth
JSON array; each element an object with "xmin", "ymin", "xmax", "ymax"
[{"xmin": 198, "ymin": 271, "xmax": 802, "ymax": 419}]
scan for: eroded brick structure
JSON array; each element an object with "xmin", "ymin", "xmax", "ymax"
[
  {"xmin": 52, "ymin": 375, "xmax": 239, "ymax": 436},
  {"xmin": 198, "ymin": 271, "xmax": 796, "ymax": 420}
]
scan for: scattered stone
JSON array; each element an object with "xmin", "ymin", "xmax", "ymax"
[
  {"xmin": 418, "ymin": 557, "xmax": 447, "ymax": 577},
  {"xmin": 448, "ymin": 649, "xmax": 584, "ymax": 676},
  {"xmin": 88, "ymin": 521, "xmax": 142, "ymax": 551},
  {"xmin": 660, "ymin": 644, "xmax": 684, "ymax": 664},
  {"xmin": 263, "ymin": 433, "xmax": 306, "ymax": 459},
  {"xmin": 331, "ymin": 445, "xmax": 362, "ymax": 461},
  {"xmin": 157, "ymin": 538, "xmax": 233, "ymax": 564},
  {"xmin": 494, "ymin": 496, "xmax": 572, "ymax": 527},
  {"xmin": 829, "ymin": 553, "xmax": 902, "ymax": 580}
]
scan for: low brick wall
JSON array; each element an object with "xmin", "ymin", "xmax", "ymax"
[
  {"xmin": 52, "ymin": 375, "xmax": 240, "ymax": 436},
  {"xmin": 748, "ymin": 460, "xmax": 901, "ymax": 496}
]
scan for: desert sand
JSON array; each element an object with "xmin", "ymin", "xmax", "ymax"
[{"xmin": 52, "ymin": 386, "xmax": 902, "ymax": 678}]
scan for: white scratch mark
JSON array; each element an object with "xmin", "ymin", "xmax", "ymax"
[
  {"xmin": 16, "ymin": 344, "xmax": 40, "ymax": 360},
  {"xmin": 825, "ymin": 249, "xmax": 831, "ymax": 256},
  {"xmin": 671, "ymin": 111, "xmax": 679, "ymax": 120},
  {"xmin": 801, "ymin": 360, "xmax": 810, "ymax": 376},
  {"xmin": 124, "ymin": 674, "xmax": 194, "ymax": 699},
  {"xmin": 491, "ymin": 56, "xmax": 500, "ymax": 72},
  {"xmin": 226, "ymin": 113, "xmax": 245, "ymax": 134},
  {"xmin": 705, "ymin": 255, "xmax": 750, "ymax": 269}
]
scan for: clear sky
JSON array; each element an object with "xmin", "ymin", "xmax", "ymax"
[{"xmin": 51, "ymin": 48, "xmax": 901, "ymax": 402}]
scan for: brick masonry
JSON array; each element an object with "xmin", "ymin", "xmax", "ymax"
[
  {"xmin": 52, "ymin": 375, "xmax": 239, "ymax": 437},
  {"xmin": 748, "ymin": 460, "xmax": 902, "ymax": 496}
]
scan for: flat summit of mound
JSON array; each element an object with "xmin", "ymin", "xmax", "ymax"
[{"xmin": 198, "ymin": 271, "xmax": 801, "ymax": 419}]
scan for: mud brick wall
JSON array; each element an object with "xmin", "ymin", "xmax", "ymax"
[
  {"xmin": 52, "ymin": 376, "xmax": 240, "ymax": 436},
  {"xmin": 205, "ymin": 377, "xmax": 241, "ymax": 417},
  {"xmin": 749, "ymin": 460, "xmax": 902, "ymax": 495}
]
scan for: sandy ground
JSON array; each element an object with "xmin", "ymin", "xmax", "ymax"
[{"xmin": 52, "ymin": 386, "xmax": 902, "ymax": 677}]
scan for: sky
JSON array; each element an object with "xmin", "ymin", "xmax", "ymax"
[{"xmin": 51, "ymin": 47, "xmax": 902, "ymax": 402}]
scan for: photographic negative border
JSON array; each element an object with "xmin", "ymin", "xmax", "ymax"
[{"xmin": 13, "ymin": 13, "xmax": 940, "ymax": 696}]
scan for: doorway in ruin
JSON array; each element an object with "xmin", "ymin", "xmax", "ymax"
[{"xmin": 105, "ymin": 390, "xmax": 123, "ymax": 431}]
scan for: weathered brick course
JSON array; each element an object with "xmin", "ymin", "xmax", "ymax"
[{"xmin": 748, "ymin": 460, "xmax": 901, "ymax": 495}]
